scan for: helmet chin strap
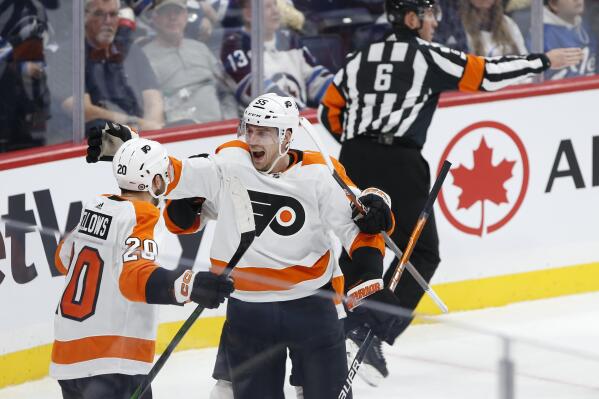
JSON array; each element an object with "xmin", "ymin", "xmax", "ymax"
[{"xmin": 261, "ymin": 139, "xmax": 291, "ymax": 175}]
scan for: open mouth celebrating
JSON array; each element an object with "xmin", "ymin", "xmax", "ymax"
[{"xmin": 251, "ymin": 150, "xmax": 266, "ymax": 161}]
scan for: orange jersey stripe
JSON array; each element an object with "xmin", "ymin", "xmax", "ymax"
[
  {"xmin": 51, "ymin": 335, "xmax": 155, "ymax": 365},
  {"xmin": 349, "ymin": 233, "xmax": 385, "ymax": 257},
  {"xmin": 215, "ymin": 140, "xmax": 250, "ymax": 154},
  {"xmin": 166, "ymin": 156, "xmax": 183, "ymax": 195},
  {"xmin": 119, "ymin": 201, "xmax": 160, "ymax": 303},
  {"xmin": 321, "ymin": 83, "xmax": 346, "ymax": 134},
  {"xmin": 54, "ymin": 239, "xmax": 69, "ymax": 275},
  {"xmin": 211, "ymin": 251, "xmax": 331, "ymax": 291},
  {"xmin": 459, "ymin": 54, "xmax": 486, "ymax": 92},
  {"xmin": 331, "ymin": 275, "xmax": 345, "ymax": 305},
  {"xmin": 387, "ymin": 212, "xmax": 396, "ymax": 236}
]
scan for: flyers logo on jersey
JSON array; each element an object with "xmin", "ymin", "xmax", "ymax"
[{"xmin": 248, "ymin": 190, "xmax": 305, "ymax": 237}]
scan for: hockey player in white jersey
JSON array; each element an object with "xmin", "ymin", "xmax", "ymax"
[
  {"xmin": 85, "ymin": 94, "xmax": 400, "ymax": 399},
  {"xmin": 51, "ymin": 138, "xmax": 234, "ymax": 399}
]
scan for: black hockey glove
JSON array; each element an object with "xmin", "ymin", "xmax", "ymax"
[
  {"xmin": 189, "ymin": 271, "xmax": 235, "ymax": 309},
  {"xmin": 346, "ymin": 288, "xmax": 408, "ymax": 345},
  {"xmin": 353, "ymin": 188, "xmax": 393, "ymax": 235},
  {"xmin": 86, "ymin": 121, "xmax": 137, "ymax": 163}
]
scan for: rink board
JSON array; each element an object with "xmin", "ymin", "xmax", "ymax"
[{"xmin": 1, "ymin": 77, "xmax": 599, "ymax": 387}]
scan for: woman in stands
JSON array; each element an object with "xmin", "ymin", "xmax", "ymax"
[{"xmin": 460, "ymin": 0, "xmax": 528, "ymax": 56}]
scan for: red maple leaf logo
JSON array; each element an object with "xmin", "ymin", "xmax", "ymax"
[{"xmin": 451, "ymin": 137, "xmax": 515, "ymax": 234}]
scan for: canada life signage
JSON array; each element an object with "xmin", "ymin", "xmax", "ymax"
[{"xmin": 437, "ymin": 121, "xmax": 530, "ymax": 237}]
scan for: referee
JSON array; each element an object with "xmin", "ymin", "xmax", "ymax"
[{"xmin": 318, "ymin": 0, "xmax": 582, "ymax": 384}]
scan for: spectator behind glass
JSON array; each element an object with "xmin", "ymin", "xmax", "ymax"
[
  {"xmin": 276, "ymin": 0, "xmax": 306, "ymax": 31},
  {"xmin": 141, "ymin": 0, "xmax": 237, "ymax": 124},
  {"xmin": 220, "ymin": 0, "xmax": 333, "ymax": 109},
  {"xmin": 505, "ymin": 0, "xmax": 531, "ymax": 38},
  {"xmin": 0, "ymin": 0, "xmax": 51, "ymax": 152},
  {"xmin": 460, "ymin": 0, "xmax": 527, "ymax": 56},
  {"xmin": 182, "ymin": 0, "xmax": 221, "ymax": 42},
  {"xmin": 62, "ymin": 0, "xmax": 164, "ymax": 132},
  {"xmin": 540, "ymin": 0, "xmax": 597, "ymax": 79},
  {"xmin": 585, "ymin": 0, "xmax": 599, "ymax": 72}
]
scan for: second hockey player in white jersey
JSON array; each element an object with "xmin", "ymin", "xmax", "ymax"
[
  {"xmin": 51, "ymin": 138, "xmax": 234, "ymax": 399},
  {"xmin": 85, "ymin": 94, "xmax": 401, "ymax": 399}
]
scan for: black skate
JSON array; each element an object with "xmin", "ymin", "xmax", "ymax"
[{"xmin": 346, "ymin": 326, "xmax": 389, "ymax": 387}]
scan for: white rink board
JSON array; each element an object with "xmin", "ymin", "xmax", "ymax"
[{"xmin": 1, "ymin": 86, "xmax": 599, "ymax": 356}]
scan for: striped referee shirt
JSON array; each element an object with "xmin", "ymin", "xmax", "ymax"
[{"xmin": 318, "ymin": 29, "xmax": 550, "ymax": 148}]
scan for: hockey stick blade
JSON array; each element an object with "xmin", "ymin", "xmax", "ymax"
[
  {"xmin": 131, "ymin": 177, "xmax": 255, "ymax": 399},
  {"xmin": 299, "ymin": 117, "xmax": 448, "ymax": 313}
]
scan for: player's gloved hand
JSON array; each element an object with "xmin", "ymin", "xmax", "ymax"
[
  {"xmin": 348, "ymin": 288, "xmax": 406, "ymax": 345},
  {"xmin": 173, "ymin": 270, "xmax": 234, "ymax": 308},
  {"xmin": 353, "ymin": 187, "xmax": 393, "ymax": 235},
  {"xmin": 86, "ymin": 121, "xmax": 138, "ymax": 163}
]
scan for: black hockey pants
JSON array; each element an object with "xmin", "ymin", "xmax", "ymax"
[
  {"xmin": 213, "ymin": 294, "xmax": 349, "ymax": 399},
  {"xmin": 58, "ymin": 373, "xmax": 152, "ymax": 399}
]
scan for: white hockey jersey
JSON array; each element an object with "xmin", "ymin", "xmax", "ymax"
[
  {"xmin": 165, "ymin": 140, "xmax": 385, "ymax": 306},
  {"xmin": 50, "ymin": 195, "xmax": 164, "ymax": 380}
]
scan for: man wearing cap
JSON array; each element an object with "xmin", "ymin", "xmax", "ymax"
[
  {"xmin": 62, "ymin": 0, "xmax": 164, "ymax": 132},
  {"xmin": 141, "ymin": 0, "xmax": 237, "ymax": 124}
]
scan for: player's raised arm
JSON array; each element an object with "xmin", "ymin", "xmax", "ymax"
[
  {"xmin": 112, "ymin": 139, "xmax": 233, "ymax": 309},
  {"xmin": 421, "ymin": 41, "xmax": 583, "ymax": 92},
  {"xmin": 85, "ymin": 121, "xmax": 224, "ymax": 202},
  {"xmin": 315, "ymin": 156, "xmax": 402, "ymax": 344}
]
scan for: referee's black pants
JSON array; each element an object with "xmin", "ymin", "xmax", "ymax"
[{"xmin": 339, "ymin": 137, "xmax": 441, "ymax": 337}]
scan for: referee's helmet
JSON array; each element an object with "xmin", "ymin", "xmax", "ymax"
[{"xmin": 386, "ymin": 0, "xmax": 440, "ymax": 25}]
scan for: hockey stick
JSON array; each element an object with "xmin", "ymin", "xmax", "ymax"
[
  {"xmin": 339, "ymin": 159, "xmax": 451, "ymax": 399},
  {"xmin": 131, "ymin": 177, "xmax": 256, "ymax": 399},
  {"xmin": 299, "ymin": 117, "xmax": 449, "ymax": 313}
]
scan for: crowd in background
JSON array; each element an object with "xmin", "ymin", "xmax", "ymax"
[{"xmin": 0, "ymin": 0, "xmax": 597, "ymax": 153}]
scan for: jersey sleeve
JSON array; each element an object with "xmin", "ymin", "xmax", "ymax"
[
  {"xmin": 54, "ymin": 233, "xmax": 75, "ymax": 275},
  {"xmin": 420, "ymin": 40, "xmax": 550, "ymax": 93},
  {"xmin": 318, "ymin": 66, "xmax": 347, "ymax": 138},
  {"xmin": 165, "ymin": 153, "xmax": 224, "ymax": 202},
  {"xmin": 118, "ymin": 201, "xmax": 162, "ymax": 303},
  {"xmin": 163, "ymin": 198, "xmax": 203, "ymax": 234},
  {"xmin": 163, "ymin": 197, "xmax": 217, "ymax": 234},
  {"xmin": 316, "ymin": 156, "xmax": 385, "ymax": 258},
  {"xmin": 118, "ymin": 200, "xmax": 194, "ymax": 305}
]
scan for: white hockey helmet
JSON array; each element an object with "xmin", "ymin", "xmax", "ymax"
[
  {"xmin": 238, "ymin": 93, "xmax": 300, "ymax": 153},
  {"xmin": 112, "ymin": 138, "xmax": 170, "ymax": 198}
]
